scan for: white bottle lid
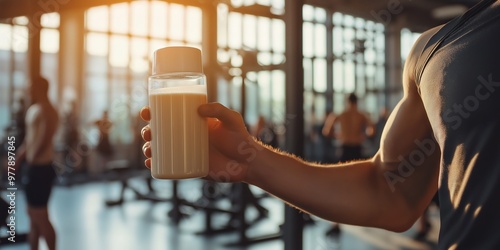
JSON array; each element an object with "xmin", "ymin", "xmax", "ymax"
[{"xmin": 152, "ymin": 46, "xmax": 203, "ymax": 75}]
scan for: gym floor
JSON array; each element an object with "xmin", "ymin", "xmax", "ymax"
[{"xmin": 1, "ymin": 177, "xmax": 439, "ymax": 250}]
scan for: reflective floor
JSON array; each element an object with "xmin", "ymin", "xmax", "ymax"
[{"xmin": 1, "ymin": 177, "xmax": 439, "ymax": 250}]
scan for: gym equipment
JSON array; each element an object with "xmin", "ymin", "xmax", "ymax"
[{"xmin": 104, "ymin": 160, "xmax": 158, "ymax": 206}]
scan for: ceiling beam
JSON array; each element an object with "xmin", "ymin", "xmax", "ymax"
[
  {"xmin": 0, "ymin": 0, "xmax": 478, "ymax": 31},
  {"xmin": 304, "ymin": 0, "xmax": 474, "ymax": 32},
  {"xmin": 0, "ymin": 0, "xmax": 205, "ymax": 19}
]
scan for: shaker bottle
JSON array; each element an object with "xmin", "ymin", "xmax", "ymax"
[{"xmin": 148, "ymin": 46, "xmax": 209, "ymax": 179}]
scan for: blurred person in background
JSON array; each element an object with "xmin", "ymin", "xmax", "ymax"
[{"xmin": 16, "ymin": 76, "xmax": 59, "ymax": 250}]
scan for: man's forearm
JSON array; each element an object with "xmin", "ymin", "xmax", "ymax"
[{"xmin": 245, "ymin": 145, "xmax": 413, "ymax": 231}]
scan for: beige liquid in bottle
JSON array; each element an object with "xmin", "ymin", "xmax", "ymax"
[{"xmin": 149, "ymin": 85, "xmax": 209, "ymax": 179}]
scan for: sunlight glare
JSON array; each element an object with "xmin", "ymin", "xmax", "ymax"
[
  {"xmin": 228, "ymin": 12, "xmax": 242, "ymax": 49},
  {"xmin": 41, "ymin": 13, "xmax": 60, "ymax": 28},
  {"xmin": 186, "ymin": 7, "xmax": 202, "ymax": 43},
  {"xmin": 315, "ymin": 24, "xmax": 326, "ymax": 57},
  {"xmin": 86, "ymin": 32, "xmax": 108, "ymax": 56},
  {"xmin": 257, "ymin": 17, "xmax": 270, "ymax": 51},
  {"xmin": 313, "ymin": 58, "xmax": 327, "ymax": 92},
  {"xmin": 150, "ymin": 1, "xmax": 168, "ymax": 38},
  {"xmin": 272, "ymin": 70, "xmax": 285, "ymax": 101},
  {"xmin": 40, "ymin": 29, "xmax": 59, "ymax": 53},
  {"xmin": 169, "ymin": 4, "xmax": 184, "ymax": 40},
  {"xmin": 344, "ymin": 61, "xmax": 355, "ymax": 92},
  {"xmin": 131, "ymin": 1, "xmax": 148, "ymax": 36},
  {"xmin": 271, "ymin": 19, "xmax": 285, "ymax": 53},
  {"xmin": 242, "ymin": 15, "xmax": 256, "ymax": 49},
  {"xmin": 86, "ymin": 6, "xmax": 109, "ymax": 32},
  {"xmin": 109, "ymin": 35, "xmax": 129, "ymax": 67},
  {"xmin": 0, "ymin": 24, "xmax": 11, "ymax": 51},
  {"xmin": 12, "ymin": 26, "xmax": 28, "ymax": 53},
  {"xmin": 110, "ymin": 3, "xmax": 129, "ymax": 34},
  {"xmin": 13, "ymin": 16, "xmax": 29, "ymax": 26}
]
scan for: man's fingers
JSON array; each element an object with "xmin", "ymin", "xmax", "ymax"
[
  {"xmin": 140, "ymin": 106, "xmax": 151, "ymax": 170},
  {"xmin": 140, "ymin": 106, "xmax": 151, "ymax": 121},
  {"xmin": 141, "ymin": 125, "xmax": 151, "ymax": 141},
  {"xmin": 198, "ymin": 103, "xmax": 244, "ymax": 131},
  {"xmin": 142, "ymin": 142, "xmax": 151, "ymax": 158}
]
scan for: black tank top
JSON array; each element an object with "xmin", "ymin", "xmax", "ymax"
[{"xmin": 416, "ymin": 1, "xmax": 500, "ymax": 249}]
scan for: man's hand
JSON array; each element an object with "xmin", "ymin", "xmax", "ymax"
[{"xmin": 140, "ymin": 103, "xmax": 262, "ymax": 182}]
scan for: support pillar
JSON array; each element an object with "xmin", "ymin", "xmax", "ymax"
[
  {"xmin": 284, "ymin": 0, "xmax": 304, "ymax": 249},
  {"xmin": 27, "ymin": 13, "xmax": 42, "ymax": 83},
  {"xmin": 58, "ymin": 8, "xmax": 85, "ymax": 112},
  {"xmin": 384, "ymin": 17, "xmax": 404, "ymax": 110},
  {"xmin": 202, "ymin": 2, "xmax": 218, "ymax": 102}
]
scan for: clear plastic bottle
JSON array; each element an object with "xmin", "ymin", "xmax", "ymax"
[{"xmin": 148, "ymin": 46, "xmax": 209, "ymax": 179}]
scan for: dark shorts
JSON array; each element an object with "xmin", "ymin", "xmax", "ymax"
[
  {"xmin": 340, "ymin": 144, "xmax": 362, "ymax": 162},
  {"xmin": 25, "ymin": 163, "xmax": 56, "ymax": 208}
]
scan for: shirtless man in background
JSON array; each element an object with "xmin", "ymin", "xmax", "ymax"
[
  {"xmin": 322, "ymin": 93, "xmax": 374, "ymax": 162},
  {"xmin": 16, "ymin": 77, "xmax": 59, "ymax": 250}
]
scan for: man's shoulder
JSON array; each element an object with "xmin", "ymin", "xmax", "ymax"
[
  {"xmin": 340, "ymin": 110, "xmax": 363, "ymax": 119},
  {"xmin": 406, "ymin": 25, "xmax": 442, "ymax": 65},
  {"xmin": 403, "ymin": 25, "xmax": 444, "ymax": 87}
]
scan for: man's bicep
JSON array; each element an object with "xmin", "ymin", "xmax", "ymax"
[
  {"xmin": 378, "ymin": 96, "xmax": 436, "ymax": 164},
  {"xmin": 375, "ymin": 85, "xmax": 440, "ymax": 214},
  {"xmin": 378, "ymin": 27, "xmax": 440, "ymax": 168}
]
